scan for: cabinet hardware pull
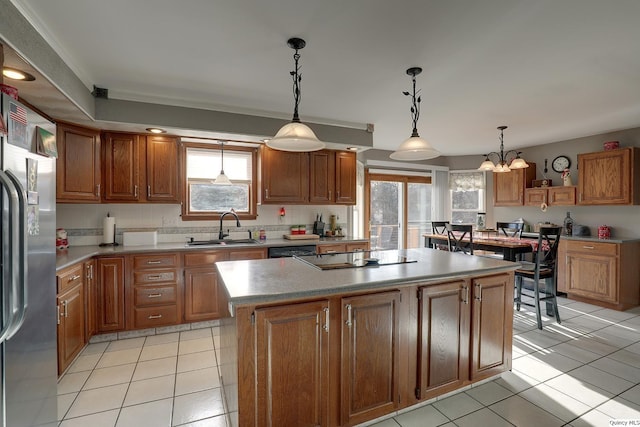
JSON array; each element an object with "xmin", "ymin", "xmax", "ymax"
[
  {"xmin": 147, "ymin": 293, "xmax": 163, "ymax": 298},
  {"xmin": 462, "ymin": 286, "xmax": 469, "ymax": 304},
  {"xmin": 265, "ymin": 188, "xmax": 269, "ymax": 198},
  {"xmin": 582, "ymin": 245, "xmax": 595, "ymax": 249},
  {"xmin": 147, "ymin": 275, "xmax": 162, "ymax": 280},
  {"xmin": 326, "ymin": 250, "xmax": 337, "ymax": 253},
  {"xmin": 146, "ymin": 260, "xmax": 162, "ymax": 264},
  {"xmin": 57, "ymin": 305, "xmax": 61, "ymax": 325},
  {"xmin": 323, "ymin": 307, "xmax": 329, "ymax": 332},
  {"xmin": 148, "ymin": 314, "xmax": 163, "ymax": 319},
  {"xmin": 86, "ymin": 264, "xmax": 93, "ymax": 280},
  {"xmin": 134, "ymin": 185, "xmax": 138, "ymax": 198},
  {"xmin": 345, "ymin": 304, "xmax": 352, "ymax": 326},
  {"xmin": 475, "ymin": 284, "xmax": 482, "ymax": 302},
  {"xmin": 337, "ymin": 191, "xmax": 340, "ymax": 198},
  {"xmin": 96, "ymin": 184, "xmax": 101, "ymax": 198},
  {"xmin": 328, "ymin": 190, "xmax": 332, "ymax": 200},
  {"xmin": 147, "ymin": 185, "xmax": 151, "ymax": 198},
  {"xmin": 68, "ymin": 275, "xmax": 81, "ymax": 282},
  {"xmin": 63, "ymin": 300, "xmax": 69, "ymax": 317}
]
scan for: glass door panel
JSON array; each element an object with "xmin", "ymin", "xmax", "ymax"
[
  {"xmin": 370, "ymin": 180, "xmax": 401, "ymax": 250},
  {"xmin": 407, "ymin": 182, "xmax": 431, "ymax": 249}
]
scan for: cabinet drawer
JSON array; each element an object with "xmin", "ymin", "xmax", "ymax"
[
  {"xmin": 133, "ymin": 254, "xmax": 178, "ymax": 269},
  {"xmin": 565, "ymin": 240, "xmax": 618, "ymax": 256},
  {"xmin": 133, "ymin": 305, "xmax": 178, "ymax": 328},
  {"xmin": 133, "ymin": 269, "xmax": 177, "ymax": 284},
  {"xmin": 317, "ymin": 243, "xmax": 346, "ymax": 254},
  {"xmin": 184, "ymin": 251, "xmax": 230, "ymax": 267},
  {"xmin": 57, "ymin": 263, "xmax": 83, "ymax": 294},
  {"xmin": 346, "ymin": 242, "xmax": 369, "ymax": 252},
  {"xmin": 228, "ymin": 248, "xmax": 267, "ymax": 260},
  {"xmin": 134, "ymin": 285, "xmax": 177, "ymax": 306}
]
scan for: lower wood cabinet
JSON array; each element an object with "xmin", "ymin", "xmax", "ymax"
[
  {"xmin": 56, "ymin": 263, "xmax": 86, "ymax": 375},
  {"xmin": 255, "ymin": 300, "xmax": 330, "ymax": 427},
  {"xmin": 96, "ymin": 256, "xmax": 125, "ymax": 332},
  {"xmin": 341, "ymin": 291, "xmax": 400, "ymax": 426},
  {"xmin": 84, "ymin": 259, "xmax": 97, "ymax": 340},
  {"xmin": 417, "ymin": 280, "xmax": 469, "ymax": 400},
  {"xmin": 184, "ymin": 251, "xmax": 230, "ymax": 322},
  {"xmin": 316, "ymin": 241, "xmax": 369, "ymax": 254}
]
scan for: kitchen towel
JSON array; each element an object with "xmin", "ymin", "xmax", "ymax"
[{"xmin": 103, "ymin": 215, "xmax": 116, "ymax": 244}]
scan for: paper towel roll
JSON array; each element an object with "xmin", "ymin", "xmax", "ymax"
[{"xmin": 103, "ymin": 216, "xmax": 116, "ymax": 244}]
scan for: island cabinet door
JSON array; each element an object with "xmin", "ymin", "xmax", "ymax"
[
  {"xmin": 470, "ymin": 274, "xmax": 514, "ymax": 381},
  {"xmin": 416, "ymin": 281, "xmax": 470, "ymax": 400},
  {"xmin": 255, "ymin": 300, "xmax": 330, "ymax": 427},
  {"xmin": 341, "ymin": 291, "xmax": 400, "ymax": 426}
]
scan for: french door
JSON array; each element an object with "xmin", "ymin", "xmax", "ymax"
[{"xmin": 365, "ymin": 172, "xmax": 431, "ymax": 250}]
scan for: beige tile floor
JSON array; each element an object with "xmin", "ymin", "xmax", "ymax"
[{"xmin": 58, "ymin": 296, "xmax": 640, "ymax": 426}]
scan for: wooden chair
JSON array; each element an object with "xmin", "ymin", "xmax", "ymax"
[
  {"xmin": 514, "ymin": 226, "xmax": 562, "ymax": 330},
  {"xmin": 446, "ymin": 224, "xmax": 473, "ymax": 255},
  {"xmin": 496, "ymin": 221, "xmax": 524, "ymax": 238},
  {"xmin": 430, "ymin": 221, "xmax": 449, "ymax": 250}
]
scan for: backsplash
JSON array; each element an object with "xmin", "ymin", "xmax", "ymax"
[{"xmin": 57, "ymin": 204, "xmax": 349, "ymax": 246}]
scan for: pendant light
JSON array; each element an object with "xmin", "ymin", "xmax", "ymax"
[
  {"xmin": 266, "ymin": 37, "xmax": 325, "ymax": 152},
  {"xmin": 390, "ymin": 67, "xmax": 440, "ymax": 161},
  {"xmin": 477, "ymin": 126, "xmax": 529, "ymax": 173},
  {"xmin": 213, "ymin": 141, "xmax": 232, "ymax": 185}
]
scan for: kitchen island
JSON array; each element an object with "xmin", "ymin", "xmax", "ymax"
[{"xmin": 216, "ymin": 248, "xmax": 518, "ymax": 427}]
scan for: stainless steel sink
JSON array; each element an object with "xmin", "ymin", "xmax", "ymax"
[{"xmin": 186, "ymin": 239, "xmax": 261, "ymax": 246}]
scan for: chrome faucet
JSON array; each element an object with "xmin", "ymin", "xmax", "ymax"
[{"xmin": 219, "ymin": 210, "xmax": 241, "ymax": 240}]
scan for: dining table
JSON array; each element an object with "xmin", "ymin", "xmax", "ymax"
[{"xmin": 423, "ymin": 232, "xmax": 538, "ymax": 262}]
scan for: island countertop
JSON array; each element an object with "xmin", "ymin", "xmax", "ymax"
[{"xmin": 216, "ymin": 247, "xmax": 519, "ymax": 309}]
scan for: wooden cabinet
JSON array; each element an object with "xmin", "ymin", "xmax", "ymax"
[
  {"xmin": 228, "ymin": 248, "xmax": 267, "ymax": 260},
  {"xmin": 56, "ymin": 264, "xmax": 86, "ymax": 375},
  {"xmin": 255, "ymin": 300, "xmax": 330, "ymax": 427},
  {"xmin": 470, "ymin": 274, "xmax": 513, "ymax": 380},
  {"xmin": 524, "ymin": 186, "xmax": 576, "ymax": 206},
  {"xmin": 262, "ymin": 147, "xmax": 356, "ymax": 205},
  {"xmin": 96, "ymin": 257, "xmax": 125, "ymax": 332},
  {"xmin": 84, "ymin": 259, "xmax": 97, "ymax": 340},
  {"xmin": 184, "ymin": 251, "xmax": 230, "ymax": 322},
  {"xmin": 56, "ymin": 122, "xmax": 102, "ymax": 203},
  {"xmin": 493, "ymin": 164, "xmax": 536, "ymax": 206},
  {"xmin": 558, "ymin": 239, "xmax": 640, "ymax": 310},
  {"xmin": 309, "ymin": 150, "xmax": 357, "ymax": 204},
  {"xmin": 316, "ymin": 241, "xmax": 369, "ymax": 254},
  {"xmin": 261, "ymin": 147, "xmax": 309, "ymax": 203},
  {"xmin": 416, "ymin": 281, "xmax": 470, "ymax": 400},
  {"xmin": 341, "ymin": 291, "xmax": 400, "ymax": 425},
  {"xmin": 128, "ymin": 253, "xmax": 181, "ymax": 329},
  {"xmin": 103, "ymin": 132, "xmax": 180, "ymax": 203},
  {"xmin": 578, "ymin": 147, "xmax": 640, "ymax": 205}
]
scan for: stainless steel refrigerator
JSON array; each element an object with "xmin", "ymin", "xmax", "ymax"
[{"xmin": 1, "ymin": 93, "xmax": 57, "ymax": 426}]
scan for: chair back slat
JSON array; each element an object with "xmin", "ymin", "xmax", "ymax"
[
  {"xmin": 496, "ymin": 221, "xmax": 524, "ymax": 238},
  {"xmin": 537, "ymin": 226, "xmax": 562, "ymax": 271},
  {"xmin": 446, "ymin": 224, "xmax": 474, "ymax": 255},
  {"xmin": 431, "ymin": 221, "xmax": 449, "ymax": 235}
]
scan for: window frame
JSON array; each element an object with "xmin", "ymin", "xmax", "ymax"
[
  {"xmin": 180, "ymin": 142, "xmax": 258, "ymax": 220},
  {"xmin": 449, "ymin": 170, "xmax": 486, "ymax": 225}
]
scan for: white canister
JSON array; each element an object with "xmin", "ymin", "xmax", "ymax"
[{"xmin": 476, "ymin": 212, "xmax": 486, "ymax": 230}]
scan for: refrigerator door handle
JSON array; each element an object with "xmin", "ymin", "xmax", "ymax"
[
  {"xmin": 5, "ymin": 170, "xmax": 28, "ymax": 339},
  {"xmin": 0, "ymin": 170, "xmax": 17, "ymax": 344}
]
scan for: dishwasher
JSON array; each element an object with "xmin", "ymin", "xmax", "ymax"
[{"xmin": 268, "ymin": 245, "xmax": 317, "ymax": 258}]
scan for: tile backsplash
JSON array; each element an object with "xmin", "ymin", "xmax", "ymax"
[{"xmin": 57, "ymin": 204, "xmax": 349, "ymax": 246}]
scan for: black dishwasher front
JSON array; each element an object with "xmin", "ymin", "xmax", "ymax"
[{"xmin": 268, "ymin": 245, "xmax": 317, "ymax": 258}]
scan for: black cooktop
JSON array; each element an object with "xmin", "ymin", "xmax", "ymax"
[{"xmin": 294, "ymin": 250, "xmax": 416, "ymax": 270}]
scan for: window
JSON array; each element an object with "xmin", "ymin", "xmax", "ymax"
[
  {"xmin": 449, "ymin": 171, "xmax": 485, "ymax": 224},
  {"xmin": 182, "ymin": 143, "xmax": 257, "ymax": 220}
]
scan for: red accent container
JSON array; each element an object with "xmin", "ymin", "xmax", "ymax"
[
  {"xmin": 598, "ymin": 225, "xmax": 611, "ymax": 240},
  {"xmin": 0, "ymin": 84, "xmax": 18, "ymax": 100},
  {"xmin": 603, "ymin": 141, "xmax": 619, "ymax": 151}
]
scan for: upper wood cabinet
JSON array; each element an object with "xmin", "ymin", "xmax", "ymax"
[
  {"xmin": 261, "ymin": 147, "xmax": 309, "ymax": 203},
  {"xmin": 524, "ymin": 186, "xmax": 576, "ymax": 206},
  {"xmin": 56, "ymin": 122, "xmax": 102, "ymax": 203},
  {"xmin": 262, "ymin": 147, "xmax": 357, "ymax": 205},
  {"xmin": 493, "ymin": 163, "xmax": 536, "ymax": 206},
  {"xmin": 578, "ymin": 147, "xmax": 640, "ymax": 205},
  {"xmin": 103, "ymin": 132, "xmax": 180, "ymax": 203}
]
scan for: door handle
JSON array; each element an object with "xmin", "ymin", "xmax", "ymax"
[
  {"xmin": 0, "ymin": 171, "xmax": 18, "ymax": 343},
  {"xmin": 345, "ymin": 304, "xmax": 352, "ymax": 326},
  {"xmin": 323, "ymin": 307, "xmax": 329, "ymax": 332}
]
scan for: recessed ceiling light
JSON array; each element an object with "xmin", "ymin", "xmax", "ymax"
[
  {"xmin": 146, "ymin": 128, "xmax": 166, "ymax": 134},
  {"xmin": 346, "ymin": 147, "xmax": 359, "ymax": 152},
  {"xmin": 2, "ymin": 67, "xmax": 36, "ymax": 81},
  {"xmin": 261, "ymin": 138, "xmax": 270, "ymax": 143}
]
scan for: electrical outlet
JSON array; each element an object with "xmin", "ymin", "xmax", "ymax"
[{"xmin": 162, "ymin": 216, "xmax": 177, "ymax": 227}]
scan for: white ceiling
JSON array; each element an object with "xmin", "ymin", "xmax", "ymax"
[{"xmin": 8, "ymin": 0, "xmax": 640, "ymax": 156}]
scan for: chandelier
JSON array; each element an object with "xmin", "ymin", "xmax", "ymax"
[{"xmin": 478, "ymin": 126, "xmax": 528, "ymax": 173}]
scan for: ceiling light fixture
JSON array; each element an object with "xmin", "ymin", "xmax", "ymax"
[
  {"xmin": 213, "ymin": 141, "xmax": 232, "ymax": 185},
  {"xmin": 266, "ymin": 37, "xmax": 325, "ymax": 152},
  {"xmin": 478, "ymin": 126, "xmax": 529, "ymax": 173},
  {"xmin": 146, "ymin": 127, "xmax": 166, "ymax": 134},
  {"xmin": 2, "ymin": 67, "xmax": 36, "ymax": 81},
  {"xmin": 390, "ymin": 67, "xmax": 440, "ymax": 161}
]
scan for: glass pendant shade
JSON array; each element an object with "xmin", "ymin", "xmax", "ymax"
[
  {"xmin": 477, "ymin": 126, "xmax": 528, "ymax": 172},
  {"xmin": 213, "ymin": 172, "xmax": 232, "ymax": 185},
  {"xmin": 493, "ymin": 163, "xmax": 511, "ymax": 173},
  {"xmin": 509, "ymin": 157, "xmax": 529, "ymax": 169},
  {"xmin": 390, "ymin": 135, "xmax": 440, "ymax": 160},
  {"xmin": 478, "ymin": 158, "xmax": 495, "ymax": 171},
  {"xmin": 267, "ymin": 122, "xmax": 325, "ymax": 152}
]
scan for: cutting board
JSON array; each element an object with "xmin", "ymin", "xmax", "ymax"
[{"xmin": 283, "ymin": 234, "xmax": 320, "ymax": 240}]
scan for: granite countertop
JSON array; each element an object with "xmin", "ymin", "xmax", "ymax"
[
  {"xmin": 216, "ymin": 248, "xmax": 519, "ymax": 311},
  {"xmin": 55, "ymin": 237, "xmax": 368, "ymax": 271}
]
